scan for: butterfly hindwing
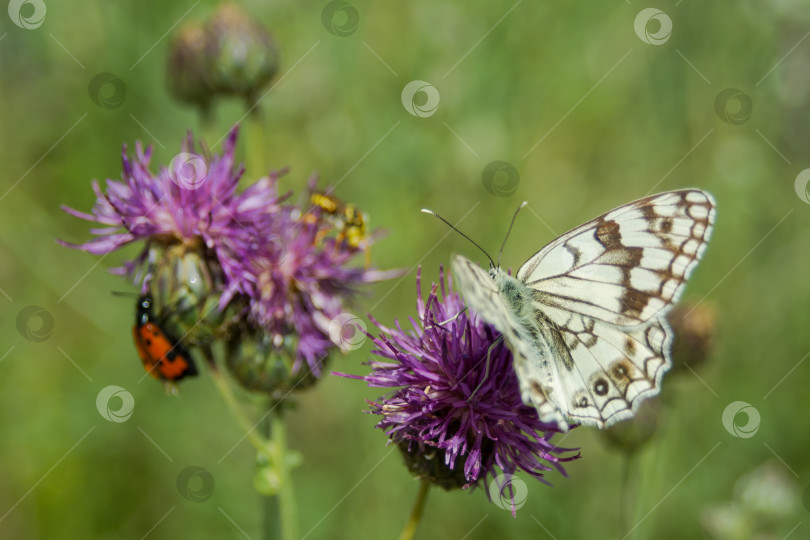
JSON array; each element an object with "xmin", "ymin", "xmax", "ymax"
[
  {"xmin": 553, "ymin": 314, "xmax": 671, "ymax": 428},
  {"xmin": 519, "ymin": 190, "xmax": 715, "ymax": 327},
  {"xmin": 510, "ymin": 343, "xmax": 569, "ymax": 431}
]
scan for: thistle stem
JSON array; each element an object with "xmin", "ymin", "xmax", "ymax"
[
  {"xmin": 398, "ymin": 479, "xmax": 430, "ymax": 540},
  {"xmin": 262, "ymin": 408, "xmax": 281, "ymax": 540},
  {"xmin": 246, "ymin": 98, "xmax": 266, "ymax": 177},
  {"xmin": 205, "ymin": 351, "xmax": 273, "ymax": 456},
  {"xmin": 620, "ymin": 451, "xmax": 636, "ymax": 538},
  {"xmin": 204, "ymin": 352, "xmax": 297, "ymax": 540},
  {"xmin": 269, "ymin": 407, "xmax": 298, "ymax": 540}
]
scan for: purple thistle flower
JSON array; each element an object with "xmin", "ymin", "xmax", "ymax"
[
  {"xmin": 61, "ymin": 127, "xmax": 396, "ymax": 392},
  {"xmin": 338, "ymin": 266, "xmax": 579, "ymax": 509},
  {"xmin": 59, "ymin": 127, "xmax": 285, "ymax": 304},
  {"xmin": 242, "ymin": 179, "xmax": 395, "ymax": 378}
]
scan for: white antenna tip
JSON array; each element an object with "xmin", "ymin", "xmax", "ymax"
[{"xmin": 519, "ymin": 201, "xmax": 528, "ymax": 209}]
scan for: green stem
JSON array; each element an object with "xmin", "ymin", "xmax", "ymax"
[
  {"xmin": 263, "ymin": 410, "xmax": 281, "ymax": 540},
  {"xmin": 204, "ymin": 351, "xmax": 296, "ymax": 540},
  {"xmin": 620, "ymin": 451, "xmax": 636, "ymax": 538},
  {"xmin": 246, "ymin": 99, "xmax": 266, "ymax": 178},
  {"xmin": 206, "ymin": 357, "xmax": 273, "ymax": 457},
  {"xmin": 398, "ymin": 479, "xmax": 430, "ymax": 540},
  {"xmin": 270, "ymin": 406, "xmax": 298, "ymax": 540},
  {"xmin": 197, "ymin": 103, "xmax": 218, "ymax": 152},
  {"xmin": 263, "ymin": 487, "xmax": 281, "ymax": 540}
]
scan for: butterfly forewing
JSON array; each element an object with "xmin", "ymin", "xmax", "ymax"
[
  {"xmin": 518, "ymin": 190, "xmax": 715, "ymax": 327},
  {"xmin": 450, "ymin": 255, "xmax": 506, "ymax": 328},
  {"xmin": 452, "ymin": 189, "xmax": 716, "ymax": 430}
]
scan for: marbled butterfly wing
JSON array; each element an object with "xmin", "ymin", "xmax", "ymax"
[{"xmin": 453, "ymin": 189, "xmax": 716, "ymax": 429}]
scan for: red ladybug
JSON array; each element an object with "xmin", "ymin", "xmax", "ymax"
[{"xmin": 132, "ymin": 295, "xmax": 198, "ymax": 382}]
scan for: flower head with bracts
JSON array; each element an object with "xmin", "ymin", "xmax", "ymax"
[{"xmin": 338, "ymin": 267, "xmax": 579, "ymax": 514}]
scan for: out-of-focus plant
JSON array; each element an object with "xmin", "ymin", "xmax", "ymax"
[
  {"xmin": 702, "ymin": 461, "xmax": 803, "ymax": 540},
  {"xmin": 167, "ymin": 2, "xmax": 279, "ymax": 116}
]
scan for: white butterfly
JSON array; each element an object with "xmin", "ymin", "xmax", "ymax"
[{"xmin": 447, "ymin": 190, "xmax": 716, "ymax": 431}]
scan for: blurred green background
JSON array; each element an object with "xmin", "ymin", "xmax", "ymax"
[{"xmin": 2, "ymin": 1, "xmax": 810, "ymax": 538}]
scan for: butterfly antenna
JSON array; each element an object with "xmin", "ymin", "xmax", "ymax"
[
  {"xmin": 498, "ymin": 201, "xmax": 528, "ymax": 267},
  {"xmin": 421, "ymin": 209, "xmax": 496, "ymax": 268}
]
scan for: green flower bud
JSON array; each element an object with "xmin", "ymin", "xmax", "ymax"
[
  {"xmin": 398, "ymin": 441, "xmax": 472, "ymax": 491},
  {"xmin": 206, "ymin": 2, "xmax": 279, "ymax": 102},
  {"xmin": 166, "ymin": 21, "xmax": 215, "ymax": 113},
  {"xmin": 148, "ymin": 243, "xmax": 241, "ymax": 347},
  {"xmin": 397, "ymin": 423, "xmax": 496, "ymax": 491},
  {"xmin": 601, "ymin": 398, "xmax": 661, "ymax": 454},
  {"xmin": 668, "ymin": 302, "xmax": 717, "ymax": 374},
  {"xmin": 225, "ymin": 327, "xmax": 324, "ymax": 401}
]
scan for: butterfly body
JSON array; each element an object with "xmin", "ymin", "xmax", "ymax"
[
  {"xmin": 133, "ymin": 295, "xmax": 198, "ymax": 382},
  {"xmin": 494, "ymin": 269, "xmax": 573, "ymax": 425},
  {"xmin": 452, "ymin": 189, "xmax": 716, "ymax": 431}
]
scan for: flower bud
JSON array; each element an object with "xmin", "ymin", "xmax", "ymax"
[
  {"xmin": 601, "ymin": 398, "xmax": 661, "ymax": 454},
  {"xmin": 148, "ymin": 243, "xmax": 240, "ymax": 346},
  {"xmin": 166, "ymin": 21, "xmax": 215, "ymax": 113},
  {"xmin": 668, "ymin": 302, "xmax": 717, "ymax": 373},
  {"xmin": 206, "ymin": 2, "xmax": 279, "ymax": 101},
  {"xmin": 398, "ymin": 441, "xmax": 472, "ymax": 491},
  {"xmin": 225, "ymin": 327, "xmax": 324, "ymax": 401}
]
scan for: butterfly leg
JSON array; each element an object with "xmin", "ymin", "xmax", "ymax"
[{"xmin": 467, "ymin": 335, "xmax": 504, "ymax": 401}]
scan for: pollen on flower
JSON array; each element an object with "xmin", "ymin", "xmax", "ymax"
[{"xmin": 381, "ymin": 403, "xmax": 405, "ymax": 413}]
